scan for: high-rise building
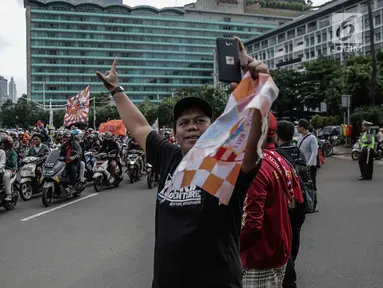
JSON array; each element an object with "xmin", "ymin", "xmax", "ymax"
[
  {"xmin": 25, "ymin": 0, "xmax": 293, "ymax": 105},
  {"xmin": 245, "ymin": 0, "xmax": 383, "ymax": 71},
  {"xmin": 9, "ymin": 77, "xmax": 17, "ymax": 103},
  {"xmin": 0, "ymin": 76, "xmax": 8, "ymax": 105}
]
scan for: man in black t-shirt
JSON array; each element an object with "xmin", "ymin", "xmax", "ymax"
[{"xmin": 96, "ymin": 40, "xmax": 269, "ymax": 288}]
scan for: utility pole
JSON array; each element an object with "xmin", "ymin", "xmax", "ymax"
[
  {"xmin": 93, "ymin": 97, "xmax": 96, "ymax": 130},
  {"xmin": 49, "ymin": 98, "xmax": 53, "ymax": 128},
  {"xmin": 213, "ymin": 48, "xmax": 219, "ymax": 88},
  {"xmin": 42, "ymin": 81, "xmax": 46, "ymax": 109}
]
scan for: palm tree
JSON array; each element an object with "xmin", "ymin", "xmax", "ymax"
[{"xmin": 367, "ymin": 0, "xmax": 377, "ymax": 105}]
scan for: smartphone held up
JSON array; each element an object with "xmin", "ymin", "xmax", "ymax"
[{"xmin": 216, "ymin": 38, "xmax": 242, "ymax": 84}]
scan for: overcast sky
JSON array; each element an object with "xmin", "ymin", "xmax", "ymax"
[{"xmin": 0, "ymin": 0, "xmax": 326, "ymax": 98}]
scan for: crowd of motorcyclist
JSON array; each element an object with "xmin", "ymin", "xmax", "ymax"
[{"xmin": 0, "ymin": 125, "xmax": 168, "ymax": 204}]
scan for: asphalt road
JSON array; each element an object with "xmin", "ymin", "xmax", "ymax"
[
  {"xmin": 0, "ymin": 158, "xmax": 382, "ymax": 288},
  {"xmin": 0, "ymin": 180, "xmax": 156, "ymax": 288},
  {"xmin": 297, "ymin": 157, "xmax": 383, "ymax": 288}
]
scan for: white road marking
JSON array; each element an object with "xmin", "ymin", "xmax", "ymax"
[{"xmin": 20, "ymin": 193, "xmax": 99, "ymax": 222}]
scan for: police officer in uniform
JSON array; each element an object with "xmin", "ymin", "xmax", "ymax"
[{"xmin": 359, "ymin": 120, "xmax": 374, "ymax": 180}]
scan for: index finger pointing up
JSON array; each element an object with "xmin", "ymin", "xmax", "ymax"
[{"xmin": 111, "ymin": 57, "xmax": 118, "ymax": 71}]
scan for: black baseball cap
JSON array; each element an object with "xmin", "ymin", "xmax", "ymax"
[{"xmin": 173, "ymin": 97, "xmax": 213, "ymax": 122}]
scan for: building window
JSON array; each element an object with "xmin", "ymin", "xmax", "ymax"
[
  {"xmin": 317, "ymin": 34, "xmax": 321, "ymax": 43},
  {"xmin": 297, "ymin": 25, "xmax": 306, "ymax": 36},
  {"xmin": 287, "ymin": 29, "xmax": 295, "ymax": 38},
  {"xmin": 278, "ymin": 33, "xmax": 285, "ymax": 43},
  {"xmin": 311, "ymin": 51, "xmax": 315, "ymax": 58},
  {"xmin": 375, "ymin": 15, "xmax": 381, "ymax": 26},
  {"xmin": 306, "ymin": 38, "xmax": 309, "ymax": 46},
  {"xmin": 322, "ymin": 32, "xmax": 327, "ymax": 42},
  {"xmin": 376, "ymin": 32, "xmax": 381, "ymax": 42},
  {"xmin": 317, "ymin": 49, "xmax": 322, "ymax": 56},
  {"xmin": 310, "ymin": 37, "xmax": 314, "ymax": 45},
  {"xmin": 306, "ymin": 52, "xmax": 310, "ymax": 59},
  {"xmin": 366, "ymin": 35, "xmax": 371, "ymax": 43}
]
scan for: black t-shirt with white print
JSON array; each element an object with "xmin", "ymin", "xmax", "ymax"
[{"xmin": 146, "ymin": 131, "xmax": 256, "ymax": 288}]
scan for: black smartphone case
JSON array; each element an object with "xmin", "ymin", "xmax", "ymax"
[{"xmin": 216, "ymin": 38, "xmax": 242, "ymax": 84}]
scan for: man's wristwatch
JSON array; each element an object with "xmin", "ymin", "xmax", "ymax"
[{"xmin": 111, "ymin": 85, "xmax": 124, "ymax": 96}]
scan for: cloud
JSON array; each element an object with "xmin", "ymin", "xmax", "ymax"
[{"xmin": 0, "ymin": 37, "xmax": 11, "ymax": 51}]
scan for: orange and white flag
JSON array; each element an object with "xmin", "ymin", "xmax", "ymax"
[{"xmin": 161, "ymin": 73, "xmax": 278, "ymax": 205}]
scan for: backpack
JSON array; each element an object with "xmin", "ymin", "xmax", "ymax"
[{"xmin": 277, "ymin": 145, "xmax": 317, "ymax": 214}]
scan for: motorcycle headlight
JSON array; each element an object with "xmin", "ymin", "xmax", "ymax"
[{"xmin": 44, "ymin": 170, "xmax": 54, "ymax": 176}]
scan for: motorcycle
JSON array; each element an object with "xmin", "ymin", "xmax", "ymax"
[
  {"xmin": 41, "ymin": 149, "xmax": 85, "ymax": 207},
  {"xmin": 146, "ymin": 163, "xmax": 159, "ymax": 189},
  {"xmin": 127, "ymin": 149, "xmax": 142, "ymax": 184},
  {"xmin": 0, "ymin": 171, "xmax": 19, "ymax": 211},
  {"xmin": 93, "ymin": 150, "xmax": 123, "ymax": 192},
  {"xmin": 84, "ymin": 151, "xmax": 96, "ymax": 182},
  {"xmin": 18, "ymin": 156, "xmax": 43, "ymax": 201},
  {"xmin": 375, "ymin": 142, "xmax": 383, "ymax": 160},
  {"xmin": 319, "ymin": 137, "xmax": 334, "ymax": 157},
  {"xmin": 352, "ymin": 140, "xmax": 360, "ymax": 161},
  {"xmin": 351, "ymin": 139, "xmax": 382, "ymax": 161}
]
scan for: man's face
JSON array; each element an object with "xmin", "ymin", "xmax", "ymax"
[
  {"xmin": 63, "ymin": 135, "xmax": 70, "ymax": 143},
  {"xmin": 175, "ymin": 108, "xmax": 211, "ymax": 155},
  {"xmin": 32, "ymin": 137, "xmax": 41, "ymax": 146},
  {"xmin": 362, "ymin": 125, "xmax": 368, "ymax": 132},
  {"xmin": 297, "ymin": 125, "xmax": 304, "ymax": 134}
]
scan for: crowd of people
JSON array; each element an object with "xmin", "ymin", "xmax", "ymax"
[{"xmin": 0, "ymin": 125, "xmax": 154, "ymax": 200}]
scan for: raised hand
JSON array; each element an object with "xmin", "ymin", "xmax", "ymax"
[
  {"xmin": 96, "ymin": 57, "xmax": 119, "ymax": 92},
  {"xmin": 231, "ymin": 38, "xmax": 269, "ymax": 89}
]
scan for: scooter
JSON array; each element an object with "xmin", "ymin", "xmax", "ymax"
[
  {"xmin": 146, "ymin": 163, "xmax": 159, "ymax": 189},
  {"xmin": 0, "ymin": 171, "xmax": 19, "ymax": 211},
  {"xmin": 41, "ymin": 149, "xmax": 85, "ymax": 207},
  {"xmin": 84, "ymin": 151, "xmax": 96, "ymax": 182},
  {"xmin": 352, "ymin": 140, "xmax": 361, "ymax": 161},
  {"xmin": 127, "ymin": 149, "xmax": 143, "ymax": 184},
  {"xmin": 18, "ymin": 156, "xmax": 43, "ymax": 201},
  {"xmin": 93, "ymin": 150, "xmax": 123, "ymax": 192}
]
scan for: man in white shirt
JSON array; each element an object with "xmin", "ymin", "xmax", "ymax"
[{"xmin": 297, "ymin": 119, "xmax": 318, "ymax": 190}]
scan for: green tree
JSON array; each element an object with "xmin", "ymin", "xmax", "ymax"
[
  {"xmin": 138, "ymin": 98, "xmax": 159, "ymax": 125},
  {"xmin": 270, "ymin": 69, "xmax": 303, "ymax": 116},
  {"xmin": 0, "ymin": 100, "xmax": 16, "ymax": 127}
]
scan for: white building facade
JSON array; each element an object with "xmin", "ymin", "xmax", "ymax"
[{"xmin": 245, "ymin": 0, "xmax": 383, "ymax": 70}]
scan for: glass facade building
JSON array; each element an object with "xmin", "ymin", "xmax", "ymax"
[{"xmin": 25, "ymin": 0, "xmax": 292, "ymax": 104}]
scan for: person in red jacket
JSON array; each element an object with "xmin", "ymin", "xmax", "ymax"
[{"xmin": 241, "ymin": 113, "xmax": 303, "ymax": 288}]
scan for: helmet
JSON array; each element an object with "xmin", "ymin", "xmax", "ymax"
[
  {"xmin": 31, "ymin": 133, "xmax": 44, "ymax": 142},
  {"xmin": 1, "ymin": 136, "xmax": 14, "ymax": 149},
  {"xmin": 104, "ymin": 132, "xmax": 113, "ymax": 140},
  {"xmin": 87, "ymin": 128, "xmax": 94, "ymax": 132},
  {"xmin": 9, "ymin": 131, "xmax": 17, "ymax": 138},
  {"xmin": 63, "ymin": 131, "xmax": 72, "ymax": 139}
]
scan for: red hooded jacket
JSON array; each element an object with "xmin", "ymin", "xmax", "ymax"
[{"xmin": 240, "ymin": 144, "xmax": 303, "ymax": 269}]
